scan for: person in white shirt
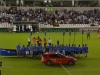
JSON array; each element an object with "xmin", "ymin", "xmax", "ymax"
[
  {"xmin": 28, "ymin": 36, "xmax": 31, "ymax": 46},
  {"xmin": 48, "ymin": 38, "xmax": 52, "ymax": 45}
]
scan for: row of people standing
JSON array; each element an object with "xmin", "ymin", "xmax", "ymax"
[
  {"xmin": 16, "ymin": 44, "xmax": 43, "ymax": 58},
  {"xmin": 45, "ymin": 44, "xmax": 88, "ymax": 57},
  {"xmin": 16, "ymin": 43, "xmax": 88, "ymax": 58}
]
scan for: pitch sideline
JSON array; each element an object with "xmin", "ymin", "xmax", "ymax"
[{"xmin": 60, "ymin": 64, "xmax": 72, "ymax": 75}]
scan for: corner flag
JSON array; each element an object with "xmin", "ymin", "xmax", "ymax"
[
  {"xmin": 82, "ymin": 29, "xmax": 84, "ymax": 34},
  {"xmin": 63, "ymin": 31, "xmax": 65, "ymax": 36},
  {"xmin": 82, "ymin": 29, "xmax": 84, "ymax": 45},
  {"xmin": 69, "ymin": 30, "xmax": 71, "ymax": 36},
  {"xmin": 74, "ymin": 29, "xmax": 76, "ymax": 36}
]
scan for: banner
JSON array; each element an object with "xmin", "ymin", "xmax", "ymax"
[{"xmin": 45, "ymin": 7, "xmax": 54, "ymax": 12}]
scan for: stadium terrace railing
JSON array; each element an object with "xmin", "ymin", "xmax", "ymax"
[
  {"xmin": 0, "ymin": 22, "xmax": 100, "ymax": 32},
  {"xmin": 1, "ymin": 6, "xmax": 100, "ymax": 12},
  {"xmin": 39, "ymin": 24, "xmax": 100, "ymax": 32}
]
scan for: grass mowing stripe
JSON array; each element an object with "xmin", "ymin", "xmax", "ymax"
[
  {"xmin": 2, "ymin": 66, "xmax": 13, "ymax": 68},
  {"xmin": 60, "ymin": 64, "xmax": 72, "ymax": 75}
]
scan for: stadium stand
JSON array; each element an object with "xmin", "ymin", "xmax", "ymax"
[
  {"xmin": 0, "ymin": 7, "xmax": 100, "ymax": 32},
  {"xmin": 0, "ymin": 8, "xmax": 100, "ymax": 25}
]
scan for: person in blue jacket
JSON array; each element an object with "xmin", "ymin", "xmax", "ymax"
[
  {"xmin": 59, "ymin": 45, "xmax": 63, "ymax": 53},
  {"xmin": 67, "ymin": 44, "xmax": 71, "ymax": 56},
  {"xmin": 38, "ymin": 44, "xmax": 43, "ymax": 58},
  {"xmin": 85, "ymin": 44, "xmax": 88, "ymax": 57},
  {"xmin": 71, "ymin": 44, "xmax": 75, "ymax": 57},
  {"xmin": 77, "ymin": 45, "xmax": 81, "ymax": 57},
  {"xmin": 82, "ymin": 44, "xmax": 85, "ymax": 57},
  {"xmin": 53, "ymin": 45, "xmax": 57, "ymax": 52},
  {"xmin": 48, "ymin": 44, "xmax": 53, "ymax": 52},
  {"xmin": 57, "ymin": 45, "xmax": 60, "ymax": 53},
  {"xmin": 65, "ymin": 44, "xmax": 69, "ymax": 56},
  {"xmin": 16, "ymin": 43, "xmax": 21, "ymax": 57},
  {"xmin": 21, "ymin": 45, "xmax": 25, "ymax": 57},
  {"xmin": 30, "ymin": 44, "xmax": 34, "ymax": 58},
  {"xmin": 25, "ymin": 45, "xmax": 29, "ymax": 58},
  {"xmin": 74, "ymin": 44, "xmax": 77, "ymax": 57},
  {"xmin": 33, "ymin": 44, "xmax": 37, "ymax": 58}
]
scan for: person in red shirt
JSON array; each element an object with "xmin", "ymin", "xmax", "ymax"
[
  {"xmin": 44, "ymin": 38, "xmax": 47, "ymax": 47},
  {"xmin": 39, "ymin": 38, "xmax": 42, "ymax": 46},
  {"xmin": 32, "ymin": 37, "xmax": 36, "ymax": 45},
  {"xmin": 98, "ymin": 28, "xmax": 100, "ymax": 38},
  {"xmin": 37, "ymin": 36, "xmax": 40, "ymax": 46}
]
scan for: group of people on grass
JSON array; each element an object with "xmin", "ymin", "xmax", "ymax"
[{"xmin": 16, "ymin": 36, "xmax": 88, "ymax": 58}]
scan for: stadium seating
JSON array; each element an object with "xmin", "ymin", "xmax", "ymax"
[
  {"xmin": 0, "ymin": 8, "xmax": 99, "ymax": 30},
  {"xmin": 59, "ymin": 24, "xmax": 91, "ymax": 28}
]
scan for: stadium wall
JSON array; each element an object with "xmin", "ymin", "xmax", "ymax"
[{"xmin": 1, "ymin": 6, "xmax": 100, "ymax": 12}]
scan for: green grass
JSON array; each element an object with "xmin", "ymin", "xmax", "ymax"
[{"xmin": 0, "ymin": 32, "xmax": 100, "ymax": 75}]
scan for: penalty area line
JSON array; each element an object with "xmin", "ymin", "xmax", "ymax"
[{"xmin": 60, "ymin": 64, "xmax": 72, "ymax": 75}]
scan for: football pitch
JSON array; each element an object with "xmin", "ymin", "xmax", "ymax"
[{"xmin": 0, "ymin": 32, "xmax": 100, "ymax": 75}]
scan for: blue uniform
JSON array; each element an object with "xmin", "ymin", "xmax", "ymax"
[
  {"xmin": 67, "ymin": 46, "xmax": 71, "ymax": 52},
  {"xmin": 33, "ymin": 46, "xmax": 37, "ymax": 51},
  {"xmin": 71, "ymin": 46, "xmax": 74, "ymax": 52},
  {"xmin": 22, "ymin": 46, "xmax": 25, "ymax": 57},
  {"xmin": 48, "ymin": 45, "xmax": 53, "ymax": 52},
  {"xmin": 64, "ymin": 46, "xmax": 69, "ymax": 55},
  {"xmin": 22, "ymin": 46, "xmax": 25, "ymax": 51},
  {"xmin": 65, "ymin": 46, "xmax": 69, "ymax": 52},
  {"xmin": 59, "ymin": 46, "xmax": 63, "ymax": 53},
  {"xmin": 16, "ymin": 45, "xmax": 20, "ymax": 50},
  {"xmin": 74, "ymin": 46, "xmax": 77, "ymax": 54},
  {"xmin": 38, "ymin": 46, "xmax": 43, "ymax": 51},
  {"xmin": 30, "ymin": 46, "xmax": 33, "ymax": 51},
  {"xmin": 57, "ymin": 49, "xmax": 60, "ymax": 53},
  {"xmin": 53, "ymin": 46, "xmax": 57, "ymax": 52},
  {"xmin": 25, "ymin": 47, "xmax": 29, "ymax": 51},
  {"xmin": 85, "ymin": 46, "xmax": 88, "ymax": 53},
  {"xmin": 38, "ymin": 45, "xmax": 43, "ymax": 55},
  {"xmin": 82, "ymin": 46, "xmax": 85, "ymax": 52},
  {"xmin": 77, "ymin": 46, "xmax": 81, "ymax": 53},
  {"xmin": 16, "ymin": 45, "xmax": 20, "ymax": 57}
]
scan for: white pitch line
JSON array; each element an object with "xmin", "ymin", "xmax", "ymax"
[{"xmin": 60, "ymin": 64, "xmax": 72, "ymax": 75}]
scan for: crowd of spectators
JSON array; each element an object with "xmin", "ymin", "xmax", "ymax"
[{"xmin": 0, "ymin": 8, "xmax": 100, "ymax": 26}]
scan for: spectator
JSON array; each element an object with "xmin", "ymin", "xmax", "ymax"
[
  {"xmin": 21, "ymin": 45, "xmax": 25, "ymax": 57},
  {"xmin": 0, "ymin": 8, "xmax": 100, "ymax": 27},
  {"xmin": 16, "ymin": 43, "xmax": 21, "ymax": 57}
]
